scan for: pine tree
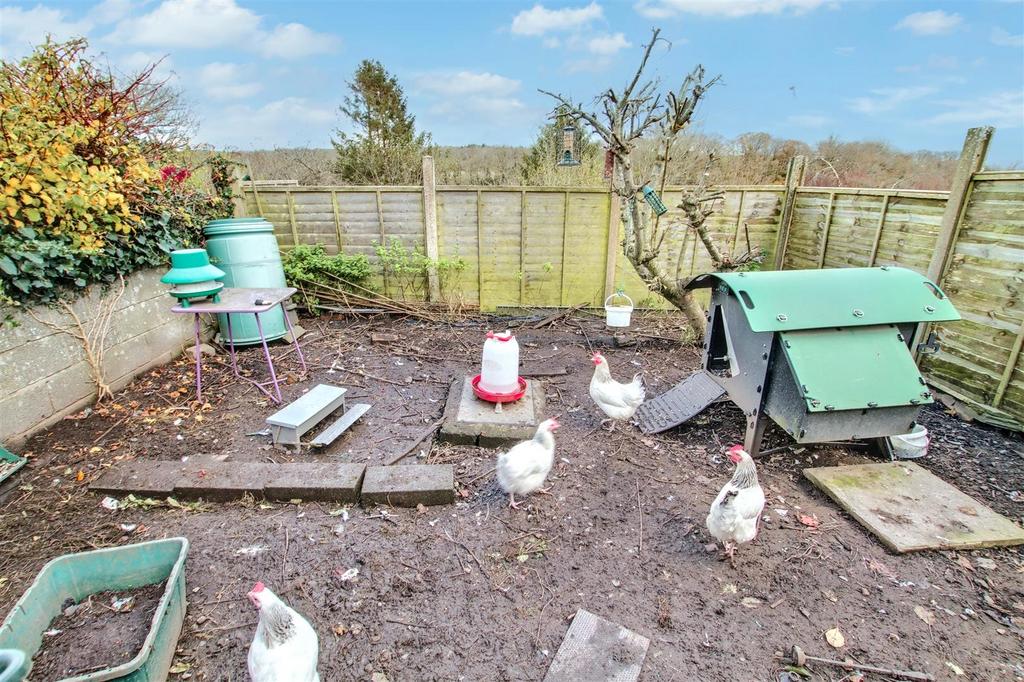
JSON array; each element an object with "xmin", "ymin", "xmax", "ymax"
[{"xmin": 332, "ymin": 60, "xmax": 432, "ymax": 184}]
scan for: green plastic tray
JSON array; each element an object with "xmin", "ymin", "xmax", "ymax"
[
  {"xmin": 0, "ymin": 446, "xmax": 25, "ymax": 486},
  {"xmin": 0, "ymin": 537, "xmax": 189, "ymax": 681}
]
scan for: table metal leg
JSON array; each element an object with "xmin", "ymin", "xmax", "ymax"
[
  {"xmin": 225, "ymin": 313, "xmax": 239, "ymax": 376},
  {"xmin": 281, "ymin": 302, "xmax": 307, "ymax": 373},
  {"xmin": 192, "ymin": 314, "xmax": 203, "ymax": 403},
  {"xmin": 254, "ymin": 312, "xmax": 283, "ymax": 403}
]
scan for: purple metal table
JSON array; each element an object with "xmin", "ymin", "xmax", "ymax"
[{"xmin": 172, "ymin": 287, "xmax": 307, "ymax": 404}]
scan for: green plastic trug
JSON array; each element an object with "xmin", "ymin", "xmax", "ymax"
[{"xmin": 161, "ymin": 249, "xmax": 225, "ymax": 285}]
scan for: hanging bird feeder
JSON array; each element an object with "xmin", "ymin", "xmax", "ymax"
[
  {"xmin": 642, "ymin": 185, "xmax": 668, "ymax": 216},
  {"xmin": 558, "ymin": 124, "xmax": 581, "ymax": 167},
  {"xmin": 161, "ymin": 248, "xmax": 225, "ymax": 308}
]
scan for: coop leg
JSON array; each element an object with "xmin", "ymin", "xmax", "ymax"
[{"xmin": 744, "ymin": 411, "xmax": 770, "ymax": 458}]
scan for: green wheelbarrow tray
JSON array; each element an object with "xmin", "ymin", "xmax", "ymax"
[
  {"xmin": 0, "ymin": 446, "xmax": 25, "ymax": 486},
  {"xmin": 0, "ymin": 537, "xmax": 190, "ymax": 681}
]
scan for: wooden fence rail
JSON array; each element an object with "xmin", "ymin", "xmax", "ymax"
[{"xmin": 241, "ymin": 130, "xmax": 1022, "ymax": 430}]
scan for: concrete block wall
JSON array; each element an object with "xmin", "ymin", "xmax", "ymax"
[{"xmin": 0, "ymin": 269, "xmax": 201, "ymax": 449}]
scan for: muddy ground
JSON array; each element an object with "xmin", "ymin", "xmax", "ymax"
[
  {"xmin": 28, "ymin": 582, "xmax": 166, "ymax": 680},
  {"xmin": 1, "ymin": 312, "xmax": 1022, "ymax": 681}
]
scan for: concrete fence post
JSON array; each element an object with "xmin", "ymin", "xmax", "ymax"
[{"xmin": 422, "ymin": 155, "xmax": 441, "ymax": 302}]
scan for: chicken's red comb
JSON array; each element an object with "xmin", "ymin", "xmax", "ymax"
[
  {"xmin": 727, "ymin": 444, "xmax": 744, "ymax": 454},
  {"xmin": 251, "ymin": 581, "xmax": 265, "ymax": 593}
]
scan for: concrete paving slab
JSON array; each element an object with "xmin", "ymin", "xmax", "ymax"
[
  {"xmin": 439, "ymin": 377, "xmax": 545, "ymax": 448},
  {"xmin": 361, "ymin": 464, "xmax": 454, "ymax": 507},
  {"xmin": 91, "ymin": 461, "xmax": 367, "ymax": 503},
  {"xmin": 805, "ymin": 461, "xmax": 1024, "ymax": 552},
  {"xmin": 543, "ymin": 608, "xmax": 650, "ymax": 682}
]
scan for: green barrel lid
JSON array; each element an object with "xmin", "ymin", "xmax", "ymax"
[
  {"xmin": 161, "ymin": 248, "xmax": 226, "ymax": 284},
  {"xmin": 204, "ymin": 217, "xmax": 275, "ymax": 236}
]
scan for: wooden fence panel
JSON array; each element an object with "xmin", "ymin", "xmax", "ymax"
[
  {"xmin": 478, "ymin": 191, "xmax": 522, "ymax": 310},
  {"xmin": 922, "ymin": 172, "xmax": 1024, "ymax": 429},
  {"xmin": 522, "ymin": 191, "xmax": 566, "ymax": 307},
  {"xmin": 436, "ymin": 191, "xmax": 480, "ymax": 306},
  {"xmin": 562, "ymin": 192, "xmax": 611, "ymax": 307}
]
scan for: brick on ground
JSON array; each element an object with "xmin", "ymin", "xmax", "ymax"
[{"xmin": 360, "ymin": 464, "xmax": 454, "ymax": 507}]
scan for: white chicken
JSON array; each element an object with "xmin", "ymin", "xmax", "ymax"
[
  {"xmin": 496, "ymin": 418, "xmax": 560, "ymax": 509},
  {"xmin": 589, "ymin": 352, "xmax": 645, "ymax": 431},
  {"xmin": 706, "ymin": 445, "xmax": 766, "ymax": 566},
  {"xmin": 247, "ymin": 581, "xmax": 320, "ymax": 682}
]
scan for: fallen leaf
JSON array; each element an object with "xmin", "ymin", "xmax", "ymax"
[
  {"xmin": 914, "ymin": 605, "xmax": 936, "ymax": 625},
  {"xmin": 797, "ymin": 514, "xmax": 820, "ymax": 528},
  {"xmin": 975, "ymin": 557, "xmax": 996, "ymax": 570},
  {"xmin": 740, "ymin": 597, "xmax": 763, "ymax": 608},
  {"xmin": 169, "ymin": 662, "xmax": 191, "ymax": 674},
  {"xmin": 863, "ymin": 556, "xmax": 897, "ymax": 579},
  {"xmin": 332, "ymin": 623, "xmax": 347, "ymax": 636},
  {"xmin": 416, "ymin": 503, "xmax": 428, "ymax": 515},
  {"xmin": 76, "ymin": 470, "xmax": 84, "ymax": 482},
  {"xmin": 946, "ymin": 661, "xmax": 965, "ymax": 676},
  {"xmin": 955, "ymin": 556, "xmax": 975, "ymax": 572},
  {"xmin": 825, "ymin": 627, "xmax": 845, "ymax": 648},
  {"xmin": 721, "ymin": 583, "xmax": 738, "ymax": 594}
]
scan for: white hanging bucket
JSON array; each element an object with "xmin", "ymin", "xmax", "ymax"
[
  {"xmin": 890, "ymin": 424, "xmax": 930, "ymax": 459},
  {"xmin": 604, "ymin": 292, "xmax": 634, "ymax": 328}
]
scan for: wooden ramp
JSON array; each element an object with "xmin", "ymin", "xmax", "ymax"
[
  {"xmin": 804, "ymin": 461, "xmax": 1024, "ymax": 553},
  {"xmin": 543, "ymin": 609, "xmax": 649, "ymax": 682}
]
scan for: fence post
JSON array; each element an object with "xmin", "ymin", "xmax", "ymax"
[
  {"xmin": 914, "ymin": 126, "xmax": 993, "ymax": 361},
  {"xmin": 421, "ymin": 156, "xmax": 441, "ymax": 302},
  {"xmin": 773, "ymin": 155, "xmax": 807, "ymax": 270},
  {"xmin": 926, "ymin": 126, "xmax": 993, "ymax": 284},
  {"xmin": 603, "ymin": 157, "xmax": 620, "ymax": 299}
]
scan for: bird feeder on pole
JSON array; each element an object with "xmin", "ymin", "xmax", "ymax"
[{"xmin": 558, "ymin": 124, "xmax": 581, "ymax": 167}]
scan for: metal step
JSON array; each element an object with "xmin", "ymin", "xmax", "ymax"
[
  {"xmin": 636, "ymin": 370, "xmax": 725, "ymax": 434},
  {"xmin": 312, "ymin": 403, "xmax": 372, "ymax": 448},
  {"xmin": 266, "ymin": 384, "xmax": 347, "ymax": 445}
]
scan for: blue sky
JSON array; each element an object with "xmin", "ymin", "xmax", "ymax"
[{"xmin": 1, "ymin": 0, "xmax": 1022, "ymax": 164}]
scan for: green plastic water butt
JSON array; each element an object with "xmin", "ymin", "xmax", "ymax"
[
  {"xmin": 204, "ymin": 218, "xmax": 287, "ymax": 345},
  {"xmin": 0, "ymin": 537, "xmax": 189, "ymax": 681}
]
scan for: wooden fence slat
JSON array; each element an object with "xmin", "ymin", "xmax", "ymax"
[
  {"xmin": 993, "ymin": 318, "xmax": 1024, "ymax": 408},
  {"xmin": 867, "ymin": 193, "xmax": 890, "ymax": 267},
  {"xmin": 476, "ymin": 189, "xmax": 483, "ymax": 309},
  {"xmin": 330, "ymin": 190, "xmax": 343, "ymax": 251},
  {"xmin": 422, "ymin": 156, "xmax": 440, "ymax": 301},
  {"xmin": 520, "ymin": 190, "xmax": 527, "ymax": 306},
  {"xmin": 816, "ymin": 192, "xmax": 836, "ymax": 269},
  {"xmin": 286, "ymin": 191, "xmax": 299, "ymax": 246},
  {"xmin": 560, "ymin": 191, "xmax": 569, "ymax": 306}
]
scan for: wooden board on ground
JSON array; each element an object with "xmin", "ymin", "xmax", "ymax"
[
  {"xmin": 543, "ymin": 609, "xmax": 650, "ymax": 682},
  {"xmin": 804, "ymin": 461, "xmax": 1024, "ymax": 553}
]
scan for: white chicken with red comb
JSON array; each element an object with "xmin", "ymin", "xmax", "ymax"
[
  {"xmin": 706, "ymin": 444, "xmax": 766, "ymax": 566},
  {"xmin": 496, "ymin": 418, "xmax": 560, "ymax": 509},
  {"xmin": 588, "ymin": 352, "xmax": 645, "ymax": 431},
  {"xmin": 247, "ymin": 581, "xmax": 321, "ymax": 682}
]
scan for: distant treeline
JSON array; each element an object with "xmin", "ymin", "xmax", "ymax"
[{"xmin": 228, "ymin": 131, "xmax": 966, "ymax": 191}]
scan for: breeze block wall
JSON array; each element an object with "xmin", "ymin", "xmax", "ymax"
[{"xmin": 0, "ymin": 268, "xmax": 199, "ymax": 449}]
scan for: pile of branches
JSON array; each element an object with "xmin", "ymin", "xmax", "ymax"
[{"xmin": 294, "ymin": 273, "xmax": 456, "ymax": 323}]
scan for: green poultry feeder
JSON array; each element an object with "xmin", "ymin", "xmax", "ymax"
[
  {"xmin": 204, "ymin": 218, "xmax": 288, "ymax": 345},
  {"xmin": 161, "ymin": 249, "xmax": 225, "ymax": 307}
]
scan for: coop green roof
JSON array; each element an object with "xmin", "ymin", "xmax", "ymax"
[{"xmin": 686, "ymin": 266, "xmax": 960, "ymax": 333}]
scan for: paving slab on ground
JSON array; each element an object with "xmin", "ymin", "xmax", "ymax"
[
  {"xmin": 438, "ymin": 376, "xmax": 545, "ymax": 447},
  {"xmin": 804, "ymin": 461, "xmax": 1024, "ymax": 553},
  {"xmin": 543, "ymin": 608, "xmax": 650, "ymax": 682},
  {"xmin": 360, "ymin": 464, "xmax": 454, "ymax": 507},
  {"xmin": 91, "ymin": 461, "xmax": 365, "ymax": 503}
]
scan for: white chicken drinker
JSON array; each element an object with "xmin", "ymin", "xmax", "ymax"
[{"xmin": 479, "ymin": 330, "xmax": 520, "ymax": 395}]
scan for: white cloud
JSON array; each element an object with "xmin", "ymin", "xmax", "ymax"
[
  {"xmin": 88, "ymin": 0, "xmax": 133, "ymax": 24},
  {"xmin": 847, "ymin": 86, "xmax": 937, "ymax": 115},
  {"xmin": 991, "ymin": 27, "xmax": 1024, "ymax": 48},
  {"xmin": 510, "ymin": 2, "xmax": 603, "ymax": 36},
  {"xmin": 198, "ymin": 62, "xmax": 262, "ymax": 100},
  {"xmin": 0, "ymin": 5, "xmax": 92, "ymax": 57},
  {"xmin": 587, "ymin": 32, "xmax": 631, "ymax": 55},
  {"xmin": 108, "ymin": 0, "xmax": 338, "ymax": 58},
  {"xmin": 895, "ymin": 10, "xmax": 962, "ymax": 36},
  {"xmin": 261, "ymin": 23, "xmax": 340, "ymax": 59},
  {"xmin": 635, "ymin": 0, "xmax": 830, "ymax": 19},
  {"xmin": 196, "ymin": 97, "xmax": 335, "ymax": 148},
  {"xmin": 926, "ymin": 91, "xmax": 1024, "ymax": 128},
  {"xmin": 788, "ymin": 113, "xmax": 830, "ymax": 127},
  {"xmin": 415, "ymin": 71, "xmax": 521, "ymax": 97},
  {"xmin": 834, "ymin": 46, "xmax": 855, "ymax": 56}
]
